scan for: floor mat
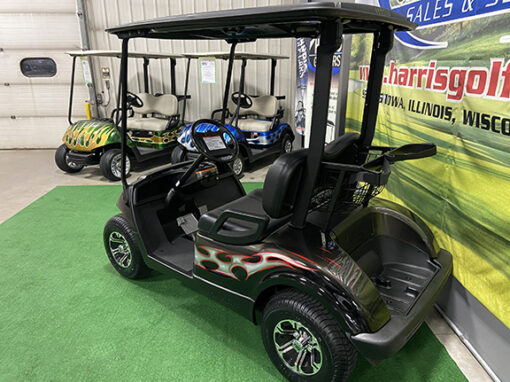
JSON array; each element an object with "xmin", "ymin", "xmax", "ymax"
[{"xmin": 0, "ymin": 185, "xmax": 466, "ymax": 381}]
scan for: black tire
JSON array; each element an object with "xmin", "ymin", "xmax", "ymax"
[
  {"xmin": 231, "ymin": 155, "xmax": 245, "ymax": 177},
  {"xmin": 100, "ymin": 149, "xmax": 130, "ymax": 181},
  {"xmin": 261, "ymin": 290, "xmax": 357, "ymax": 382},
  {"xmin": 171, "ymin": 145, "xmax": 187, "ymax": 163},
  {"xmin": 55, "ymin": 144, "xmax": 84, "ymax": 173},
  {"xmin": 103, "ymin": 214, "xmax": 150, "ymax": 279},
  {"xmin": 281, "ymin": 133, "xmax": 293, "ymax": 154}
]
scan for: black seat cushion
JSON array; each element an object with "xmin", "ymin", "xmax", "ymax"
[
  {"xmin": 197, "ymin": 189, "xmax": 290, "ymax": 245},
  {"xmin": 323, "ymin": 132, "xmax": 360, "ymax": 164}
]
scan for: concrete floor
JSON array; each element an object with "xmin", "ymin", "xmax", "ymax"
[{"xmin": 0, "ymin": 149, "xmax": 493, "ymax": 381}]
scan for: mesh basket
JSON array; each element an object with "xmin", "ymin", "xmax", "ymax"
[{"xmin": 310, "ymin": 149, "xmax": 389, "ymax": 213}]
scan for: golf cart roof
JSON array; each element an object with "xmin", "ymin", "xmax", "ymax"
[
  {"xmin": 66, "ymin": 50, "xmax": 184, "ymax": 60},
  {"xmin": 183, "ymin": 52, "xmax": 288, "ymax": 60},
  {"xmin": 107, "ymin": 2, "xmax": 416, "ymax": 40}
]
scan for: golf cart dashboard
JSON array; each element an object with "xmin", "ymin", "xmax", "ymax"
[{"xmin": 132, "ymin": 161, "xmax": 222, "ymax": 206}]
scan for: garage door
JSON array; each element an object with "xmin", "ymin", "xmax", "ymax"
[{"xmin": 0, "ymin": 1, "xmax": 88, "ymax": 148}]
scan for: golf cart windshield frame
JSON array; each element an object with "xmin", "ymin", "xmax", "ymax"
[
  {"xmin": 108, "ymin": 2, "xmax": 416, "ymax": 228},
  {"xmin": 66, "ymin": 50, "xmax": 184, "ymax": 125}
]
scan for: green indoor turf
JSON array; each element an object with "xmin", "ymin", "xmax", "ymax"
[{"xmin": 0, "ymin": 185, "xmax": 466, "ymax": 381}]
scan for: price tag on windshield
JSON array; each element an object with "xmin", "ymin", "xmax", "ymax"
[{"xmin": 203, "ymin": 136, "xmax": 227, "ymax": 151}]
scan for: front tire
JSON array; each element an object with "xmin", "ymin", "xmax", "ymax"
[
  {"xmin": 231, "ymin": 155, "xmax": 245, "ymax": 177},
  {"xmin": 171, "ymin": 145, "xmax": 187, "ymax": 163},
  {"xmin": 281, "ymin": 133, "xmax": 293, "ymax": 154},
  {"xmin": 261, "ymin": 290, "xmax": 357, "ymax": 382},
  {"xmin": 103, "ymin": 214, "xmax": 150, "ymax": 279},
  {"xmin": 55, "ymin": 144, "xmax": 84, "ymax": 173},
  {"xmin": 100, "ymin": 149, "xmax": 131, "ymax": 181}
]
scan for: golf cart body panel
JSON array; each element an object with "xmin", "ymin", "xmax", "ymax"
[
  {"xmin": 103, "ymin": 3, "xmax": 453, "ymax": 378},
  {"xmin": 63, "ymin": 119, "xmax": 119, "ymax": 152}
]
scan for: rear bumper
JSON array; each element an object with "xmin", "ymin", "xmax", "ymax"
[
  {"xmin": 350, "ymin": 249, "xmax": 453, "ymax": 361},
  {"xmin": 67, "ymin": 150, "xmax": 99, "ymax": 166}
]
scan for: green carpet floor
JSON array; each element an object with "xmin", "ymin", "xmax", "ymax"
[{"xmin": 0, "ymin": 185, "xmax": 466, "ymax": 381}]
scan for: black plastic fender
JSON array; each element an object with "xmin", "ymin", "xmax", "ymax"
[{"xmin": 252, "ymin": 270, "xmax": 373, "ymax": 335}]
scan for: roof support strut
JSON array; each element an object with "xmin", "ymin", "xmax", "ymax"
[
  {"xmin": 270, "ymin": 58, "xmax": 277, "ymax": 96},
  {"xmin": 358, "ymin": 27, "xmax": 394, "ymax": 151},
  {"xmin": 221, "ymin": 42, "xmax": 238, "ymax": 124},
  {"xmin": 181, "ymin": 58, "xmax": 191, "ymax": 124},
  {"xmin": 68, "ymin": 56, "xmax": 77, "ymax": 125},
  {"xmin": 120, "ymin": 38, "xmax": 130, "ymax": 193},
  {"xmin": 291, "ymin": 21, "xmax": 343, "ymax": 229}
]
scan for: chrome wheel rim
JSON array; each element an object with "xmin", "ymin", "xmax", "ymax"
[
  {"xmin": 232, "ymin": 157, "xmax": 243, "ymax": 176},
  {"xmin": 65, "ymin": 153, "xmax": 82, "ymax": 169},
  {"xmin": 111, "ymin": 153, "xmax": 130, "ymax": 179},
  {"xmin": 108, "ymin": 231, "xmax": 132, "ymax": 269},
  {"xmin": 283, "ymin": 139, "xmax": 292, "ymax": 153},
  {"xmin": 273, "ymin": 319, "xmax": 323, "ymax": 376}
]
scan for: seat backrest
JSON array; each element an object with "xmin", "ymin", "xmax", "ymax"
[
  {"xmin": 228, "ymin": 95, "xmax": 278, "ymax": 118},
  {"xmin": 322, "ymin": 132, "xmax": 360, "ymax": 164},
  {"xmin": 132, "ymin": 93, "xmax": 178, "ymax": 117},
  {"xmin": 263, "ymin": 149, "xmax": 308, "ymax": 218}
]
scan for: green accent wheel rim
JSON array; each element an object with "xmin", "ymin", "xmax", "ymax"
[
  {"xmin": 273, "ymin": 319, "xmax": 323, "ymax": 376},
  {"xmin": 108, "ymin": 231, "xmax": 132, "ymax": 269}
]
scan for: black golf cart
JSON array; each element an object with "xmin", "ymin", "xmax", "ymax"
[
  {"xmin": 103, "ymin": 3, "xmax": 452, "ymax": 381},
  {"xmin": 56, "ymin": 50, "xmax": 191, "ymax": 181},
  {"xmin": 173, "ymin": 52, "xmax": 294, "ymax": 176}
]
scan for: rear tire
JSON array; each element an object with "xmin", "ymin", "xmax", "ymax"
[
  {"xmin": 100, "ymin": 149, "xmax": 131, "ymax": 181},
  {"xmin": 103, "ymin": 214, "xmax": 150, "ymax": 279},
  {"xmin": 55, "ymin": 144, "xmax": 84, "ymax": 173},
  {"xmin": 261, "ymin": 290, "xmax": 357, "ymax": 382},
  {"xmin": 171, "ymin": 145, "xmax": 187, "ymax": 163}
]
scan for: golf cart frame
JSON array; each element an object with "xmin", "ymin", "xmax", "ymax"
[
  {"xmin": 57, "ymin": 50, "xmax": 191, "ymax": 180},
  {"xmin": 173, "ymin": 52, "xmax": 294, "ymax": 176},
  {"xmin": 105, "ymin": 3, "xmax": 452, "ymax": 380}
]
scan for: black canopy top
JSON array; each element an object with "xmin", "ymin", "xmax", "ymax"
[{"xmin": 107, "ymin": 2, "xmax": 416, "ymax": 41}]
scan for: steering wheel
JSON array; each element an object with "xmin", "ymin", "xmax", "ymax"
[
  {"xmin": 164, "ymin": 119, "xmax": 238, "ymax": 205},
  {"xmin": 231, "ymin": 92, "xmax": 253, "ymax": 109},
  {"xmin": 126, "ymin": 91, "xmax": 144, "ymax": 108},
  {"xmin": 191, "ymin": 119, "xmax": 239, "ymax": 163}
]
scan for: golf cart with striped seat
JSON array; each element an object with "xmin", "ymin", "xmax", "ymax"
[
  {"xmin": 173, "ymin": 52, "xmax": 294, "ymax": 176},
  {"xmin": 103, "ymin": 3, "xmax": 452, "ymax": 381},
  {"xmin": 55, "ymin": 50, "xmax": 191, "ymax": 181}
]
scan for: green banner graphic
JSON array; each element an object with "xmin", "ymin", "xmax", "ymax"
[{"xmin": 347, "ymin": 0, "xmax": 510, "ymax": 327}]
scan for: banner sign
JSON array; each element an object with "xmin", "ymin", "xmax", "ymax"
[
  {"xmin": 377, "ymin": 0, "xmax": 510, "ymax": 48},
  {"xmin": 348, "ymin": 0, "xmax": 510, "ymax": 326},
  {"xmin": 295, "ymin": 38, "xmax": 342, "ymax": 144}
]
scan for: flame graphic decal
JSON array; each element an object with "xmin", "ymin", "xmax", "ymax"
[{"xmin": 195, "ymin": 246, "xmax": 316, "ymax": 281}]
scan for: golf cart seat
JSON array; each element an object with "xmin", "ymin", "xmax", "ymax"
[
  {"xmin": 128, "ymin": 93, "xmax": 178, "ymax": 132},
  {"xmin": 198, "ymin": 150, "xmax": 307, "ymax": 245},
  {"xmin": 228, "ymin": 95, "xmax": 278, "ymax": 132}
]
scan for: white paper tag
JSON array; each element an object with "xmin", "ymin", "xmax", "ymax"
[
  {"xmin": 203, "ymin": 136, "xmax": 226, "ymax": 151},
  {"xmin": 80, "ymin": 58, "xmax": 92, "ymax": 85},
  {"xmin": 199, "ymin": 57, "xmax": 216, "ymax": 84}
]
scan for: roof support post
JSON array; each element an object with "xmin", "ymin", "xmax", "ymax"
[
  {"xmin": 270, "ymin": 58, "xmax": 277, "ymax": 95},
  {"xmin": 143, "ymin": 57, "xmax": 150, "ymax": 93},
  {"xmin": 120, "ymin": 38, "xmax": 130, "ymax": 193},
  {"xmin": 181, "ymin": 58, "xmax": 191, "ymax": 124},
  {"xmin": 68, "ymin": 56, "xmax": 77, "ymax": 125},
  {"xmin": 221, "ymin": 42, "xmax": 238, "ymax": 124},
  {"xmin": 358, "ymin": 27, "xmax": 394, "ymax": 151},
  {"xmin": 291, "ymin": 21, "xmax": 342, "ymax": 229},
  {"xmin": 170, "ymin": 58, "xmax": 177, "ymax": 95}
]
